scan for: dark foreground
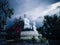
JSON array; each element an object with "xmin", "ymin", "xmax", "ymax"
[
  {"xmin": 0, "ymin": 40, "xmax": 48, "ymax": 45},
  {"xmin": 7, "ymin": 41, "xmax": 48, "ymax": 45}
]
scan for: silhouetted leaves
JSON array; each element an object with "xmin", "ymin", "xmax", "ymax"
[
  {"xmin": 0, "ymin": 0, "xmax": 14, "ymax": 30},
  {"xmin": 43, "ymin": 14, "xmax": 60, "ymax": 39}
]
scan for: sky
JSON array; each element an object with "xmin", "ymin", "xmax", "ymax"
[
  {"xmin": 9, "ymin": 0, "xmax": 60, "ymax": 20},
  {"xmin": 6, "ymin": 0, "xmax": 60, "ymax": 28}
]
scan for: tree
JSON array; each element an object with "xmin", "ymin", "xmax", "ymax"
[
  {"xmin": 7, "ymin": 17, "xmax": 24, "ymax": 40},
  {"xmin": 0, "ymin": 0, "xmax": 14, "ymax": 42},
  {"xmin": 14, "ymin": 17, "xmax": 24, "ymax": 30},
  {"xmin": 0, "ymin": 0, "xmax": 14, "ymax": 31},
  {"xmin": 43, "ymin": 14, "xmax": 60, "ymax": 39},
  {"xmin": 37, "ymin": 27, "xmax": 43, "ymax": 34}
]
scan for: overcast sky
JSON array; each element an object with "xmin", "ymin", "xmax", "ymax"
[
  {"xmin": 6, "ymin": 0, "xmax": 60, "ymax": 28},
  {"xmin": 9, "ymin": 0, "xmax": 60, "ymax": 20}
]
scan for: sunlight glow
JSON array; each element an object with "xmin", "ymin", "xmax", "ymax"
[{"xmin": 25, "ymin": 2, "xmax": 60, "ymax": 20}]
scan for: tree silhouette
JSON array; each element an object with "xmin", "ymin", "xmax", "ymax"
[
  {"xmin": 43, "ymin": 14, "xmax": 60, "ymax": 39},
  {"xmin": 7, "ymin": 17, "xmax": 24, "ymax": 40},
  {"xmin": 14, "ymin": 17, "xmax": 24, "ymax": 40},
  {"xmin": 14, "ymin": 17, "xmax": 24, "ymax": 30},
  {"xmin": 37, "ymin": 27, "xmax": 43, "ymax": 34},
  {"xmin": 0, "ymin": 0, "xmax": 14, "ymax": 31}
]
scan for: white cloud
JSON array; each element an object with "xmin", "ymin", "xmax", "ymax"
[
  {"xmin": 42, "ymin": 2, "xmax": 60, "ymax": 15},
  {"xmin": 25, "ymin": 7, "xmax": 47, "ymax": 20},
  {"xmin": 11, "ymin": 0, "xmax": 60, "ymax": 21},
  {"xmin": 50, "ymin": 2, "xmax": 60, "ymax": 9},
  {"xmin": 24, "ymin": 2, "xmax": 60, "ymax": 20}
]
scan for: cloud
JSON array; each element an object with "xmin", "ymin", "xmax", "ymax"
[
  {"xmin": 9, "ymin": 0, "xmax": 60, "ymax": 20},
  {"xmin": 24, "ymin": 1, "xmax": 60, "ymax": 20},
  {"xmin": 50, "ymin": 2, "xmax": 60, "ymax": 9},
  {"xmin": 42, "ymin": 2, "xmax": 60, "ymax": 15},
  {"xmin": 7, "ymin": 0, "xmax": 60, "ymax": 28},
  {"xmin": 35, "ymin": 2, "xmax": 60, "ymax": 28},
  {"xmin": 25, "ymin": 6, "xmax": 47, "ymax": 20},
  {"xmin": 25, "ymin": 2, "xmax": 60, "ymax": 20}
]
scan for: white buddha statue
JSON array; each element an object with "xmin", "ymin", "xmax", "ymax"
[
  {"xmin": 24, "ymin": 14, "xmax": 32, "ymax": 29},
  {"xmin": 21, "ymin": 14, "xmax": 39, "ymax": 40}
]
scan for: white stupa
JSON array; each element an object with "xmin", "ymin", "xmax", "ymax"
[{"xmin": 20, "ymin": 14, "xmax": 39, "ymax": 40}]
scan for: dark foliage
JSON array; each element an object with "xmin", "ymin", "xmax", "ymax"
[
  {"xmin": 0, "ymin": 0, "xmax": 14, "ymax": 41},
  {"xmin": 43, "ymin": 14, "xmax": 60, "ymax": 39},
  {"xmin": 37, "ymin": 27, "xmax": 43, "ymax": 34},
  {"xmin": 0, "ymin": 0, "xmax": 14, "ymax": 30},
  {"xmin": 6, "ymin": 17, "xmax": 24, "ymax": 40}
]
